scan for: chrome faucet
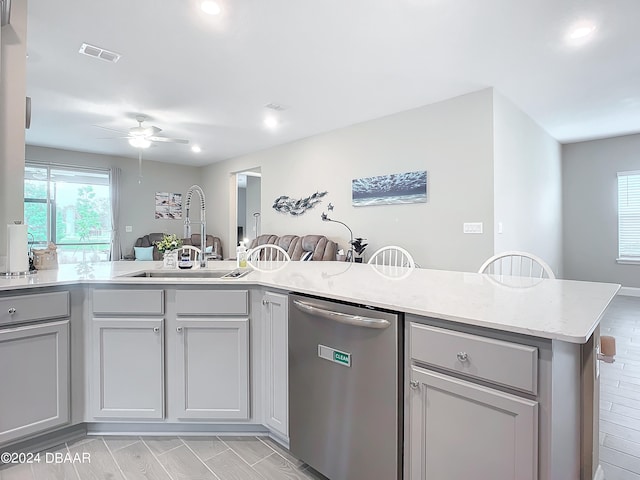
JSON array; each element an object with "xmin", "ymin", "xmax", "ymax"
[{"xmin": 184, "ymin": 185, "xmax": 207, "ymax": 268}]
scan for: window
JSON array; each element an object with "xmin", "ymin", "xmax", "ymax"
[
  {"xmin": 618, "ymin": 170, "xmax": 640, "ymax": 262},
  {"xmin": 24, "ymin": 163, "xmax": 112, "ymax": 264}
]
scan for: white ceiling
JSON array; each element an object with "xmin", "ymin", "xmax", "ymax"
[{"xmin": 25, "ymin": 0, "xmax": 640, "ymax": 167}]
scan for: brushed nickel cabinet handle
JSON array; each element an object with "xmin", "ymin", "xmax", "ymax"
[
  {"xmin": 456, "ymin": 352, "xmax": 469, "ymax": 362},
  {"xmin": 410, "ymin": 380, "xmax": 420, "ymax": 389},
  {"xmin": 176, "ymin": 327, "xmax": 183, "ymax": 333},
  {"xmin": 262, "ymin": 299, "xmax": 269, "ymax": 306},
  {"xmin": 153, "ymin": 327, "xmax": 160, "ymax": 333},
  {"xmin": 8, "ymin": 307, "xmax": 16, "ymax": 314}
]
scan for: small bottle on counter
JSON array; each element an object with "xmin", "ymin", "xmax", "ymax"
[{"xmin": 237, "ymin": 245, "xmax": 248, "ymax": 269}]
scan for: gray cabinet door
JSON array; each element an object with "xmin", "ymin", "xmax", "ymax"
[
  {"xmin": 172, "ymin": 317, "xmax": 249, "ymax": 420},
  {"xmin": 91, "ymin": 318, "xmax": 164, "ymax": 419},
  {"xmin": 0, "ymin": 320, "xmax": 70, "ymax": 444},
  {"xmin": 262, "ymin": 291, "xmax": 288, "ymax": 439},
  {"xmin": 408, "ymin": 365, "xmax": 538, "ymax": 480}
]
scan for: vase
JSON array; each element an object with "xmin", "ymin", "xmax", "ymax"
[{"xmin": 163, "ymin": 251, "xmax": 178, "ymax": 269}]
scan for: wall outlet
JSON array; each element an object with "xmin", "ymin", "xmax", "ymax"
[
  {"xmin": 463, "ymin": 222, "xmax": 483, "ymax": 234},
  {"xmin": 125, "ymin": 225, "xmax": 133, "ymax": 233}
]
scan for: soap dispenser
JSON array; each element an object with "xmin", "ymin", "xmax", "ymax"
[{"xmin": 236, "ymin": 245, "xmax": 248, "ymax": 268}]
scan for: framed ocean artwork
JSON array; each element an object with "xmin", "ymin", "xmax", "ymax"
[{"xmin": 352, "ymin": 170, "xmax": 427, "ymax": 207}]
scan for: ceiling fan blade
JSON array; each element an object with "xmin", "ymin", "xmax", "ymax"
[
  {"xmin": 149, "ymin": 126, "xmax": 162, "ymax": 135},
  {"xmin": 149, "ymin": 136, "xmax": 189, "ymax": 144},
  {"xmin": 96, "ymin": 136, "xmax": 132, "ymax": 140},
  {"xmin": 93, "ymin": 125, "xmax": 129, "ymax": 135}
]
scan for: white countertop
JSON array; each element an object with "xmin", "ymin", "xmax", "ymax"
[{"xmin": 0, "ymin": 261, "xmax": 620, "ymax": 343}]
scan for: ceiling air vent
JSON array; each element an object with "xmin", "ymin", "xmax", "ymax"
[
  {"xmin": 264, "ymin": 103, "xmax": 288, "ymax": 111},
  {"xmin": 79, "ymin": 43, "xmax": 121, "ymax": 63}
]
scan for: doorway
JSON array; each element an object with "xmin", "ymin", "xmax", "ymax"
[{"xmin": 235, "ymin": 169, "xmax": 261, "ymax": 248}]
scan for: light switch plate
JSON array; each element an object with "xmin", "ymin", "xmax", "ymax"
[
  {"xmin": 125, "ymin": 226, "xmax": 133, "ymax": 233},
  {"xmin": 463, "ymin": 222, "xmax": 483, "ymax": 234}
]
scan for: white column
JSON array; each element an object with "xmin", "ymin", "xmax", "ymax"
[{"xmin": 0, "ymin": 0, "xmax": 28, "ymax": 269}]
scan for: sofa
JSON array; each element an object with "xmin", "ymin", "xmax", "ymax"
[
  {"xmin": 133, "ymin": 233, "xmax": 223, "ymax": 261},
  {"xmin": 183, "ymin": 234, "xmax": 223, "ymax": 259},
  {"xmin": 248, "ymin": 234, "xmax": 337, "ymax": 261}
]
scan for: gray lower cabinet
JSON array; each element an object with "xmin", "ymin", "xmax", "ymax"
[
  {"xmin": 262, "ymin": 291, "xmax": 288, "ymax": 439},
  {"xmin": 407, "ymin": 320, "xmax": 540, "ymax": 480},
  {"xmin": 90, "ymin": 318, "xmax": 164, "ymax": 419},
  {"xmin": 408, "ymin": 365, "xmax": 538, "ymax": 480},
  {"xmin": 170, "ymin": 317, "xmax": 249, "ymax": 420},
  {"xmin": 0, "ymin": 320, "xmax": 70, "ymax": 444}
]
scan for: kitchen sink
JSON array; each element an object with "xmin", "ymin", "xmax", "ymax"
[{"xmin": 124, "ymin": 269, "xmax": 251, "ymax": 279}]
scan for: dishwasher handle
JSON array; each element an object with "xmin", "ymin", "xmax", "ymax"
[{"xmin": 293, "ymin": 299, "xmax": 391, "ymax": 329}]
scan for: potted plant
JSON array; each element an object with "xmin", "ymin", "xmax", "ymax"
[{"xmin": 156, "ymin": 234, "xmax": 183, "ymax": 268}]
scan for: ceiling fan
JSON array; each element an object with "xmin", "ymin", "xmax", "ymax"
[
  {"xmin": 95, "ymin": 115, "xmax": 189, "ymax": 183},
  {"xmin": 95, "ymin": 115, "xmax": 189, "ymax": 149}
]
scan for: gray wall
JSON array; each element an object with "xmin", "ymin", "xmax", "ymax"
[
  {"xmin": 202, "ymin": 89, "xmax": 495, "ymax": 271},
  {"xmin": 25, "ymin": 146, "xmax": 202, "ymax": 257},
  {"xmin": 493, "ymin": 92, "xmax": 563, "ymax": 276},
  {"xmin": 0, "ymin": 0, "xmax": 28, "ymax": 270},
  {"xmin": 563, "ymin": 133, "xmax": 640, "ymax": 288}
]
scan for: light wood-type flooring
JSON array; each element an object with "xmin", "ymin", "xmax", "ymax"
[
  {"xmin": 0, "ymin": 435, "xmax": 327, "ymax": 480},
  {"xmin": 599, "ymin": 294, "xmax": 640, "ymax": 480},
  {"xmin": 1, "ymin": 294, "xmax": 639, "ymax": 480}
]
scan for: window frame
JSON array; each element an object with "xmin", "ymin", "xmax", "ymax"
[
  {"xmin": 24, "ymin": 162, "xmax": 113, "ymax": 262},
  {"xmin": 617, "ymin": 170, "xmax": 640, "ymax": 264}
]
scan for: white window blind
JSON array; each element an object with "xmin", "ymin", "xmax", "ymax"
[{"xmin": 618, "ymin": 171, "xmax": 640, "ymax": 260}]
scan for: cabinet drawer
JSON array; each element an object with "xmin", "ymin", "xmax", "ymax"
[
  {"xmin": 93, "ymin": 289, "xmax": 164, "ymax": 315},
  {"xmin": 0, "ymin": 291, "xmax": 69, "ymax": 326},
  {"xmin": 410, "ymin": 323, "xmax": 538, "ymax": 394},
  {"xmin": 176, "ymin": 290, "xmax": 248, "ymax": 316}
]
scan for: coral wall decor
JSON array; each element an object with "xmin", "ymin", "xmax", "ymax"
[{"xmin": 272, "ymin": 191, "xmax": 328, "ymax": 216}]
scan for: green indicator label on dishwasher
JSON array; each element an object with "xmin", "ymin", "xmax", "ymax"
[
  {"xmin": 334, "ymin": 351, "xmax": 350, "ymax": 365},
  {"xmin": 318, "ymin": 345, "xmax": 351, "ymax": 367}
]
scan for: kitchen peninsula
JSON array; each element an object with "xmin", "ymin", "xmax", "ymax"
[{"xmin": 0, "ymin": 261, "xmax": 620, "ymax": 480}]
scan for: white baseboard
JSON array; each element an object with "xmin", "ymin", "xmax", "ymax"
[{"xmin": 619, "ymin": 287, "xmax": 640, "ymax": 297}]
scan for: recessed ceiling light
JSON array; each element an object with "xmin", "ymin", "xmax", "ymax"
[
  {"xmin": 567, "ymin": 22, "xmax": 596, "ymax": 41},
  {"xmin": 201, "ymin": 1, "xmax": 221, "ymax": 15},
  {"xmin": 264, "ymin": 114, "xmax": 279, "ymax": 129},
  {"xmin": 191, "ymin": 145, "xmax": 202, "ymax": 153}
]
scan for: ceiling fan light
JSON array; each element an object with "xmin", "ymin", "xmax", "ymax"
[{"xmin": 129, "ymin": 137, "xmax": 151, "ymax": 149}]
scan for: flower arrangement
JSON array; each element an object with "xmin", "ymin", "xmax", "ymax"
[{"xmin": 156, "ymin": 234, "xmax": 183, "ymax": 254}]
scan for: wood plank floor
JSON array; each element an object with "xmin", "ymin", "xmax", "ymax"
[
  {"xmin": 0, "ymin": 435, "xmax": 327, "ymax": 480},
  {"xmin": 600, "ymin": 295, "xmax": 640, "ymax": 480}
]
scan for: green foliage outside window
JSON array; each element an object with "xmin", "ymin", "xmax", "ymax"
[{"xmin": 74, "ymin": 185, "xmax": 102, "ymax": 242}]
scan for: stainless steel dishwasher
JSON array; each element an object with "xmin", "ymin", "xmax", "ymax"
[{"xmin": 289, "ymin": 293, "xmax": 402, "ymax": 480}]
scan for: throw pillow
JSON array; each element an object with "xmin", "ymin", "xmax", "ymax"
[
  {"xmin": 301, "ymin": 251, "xmax": 314, "ymax": 261},
  {"xmin": 134, "ymin": 246, "xmax": 154, "ymax": 261},
  {"xmin": 205, "ymin": 245, "xmax": 213, "ymax": 253}
]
